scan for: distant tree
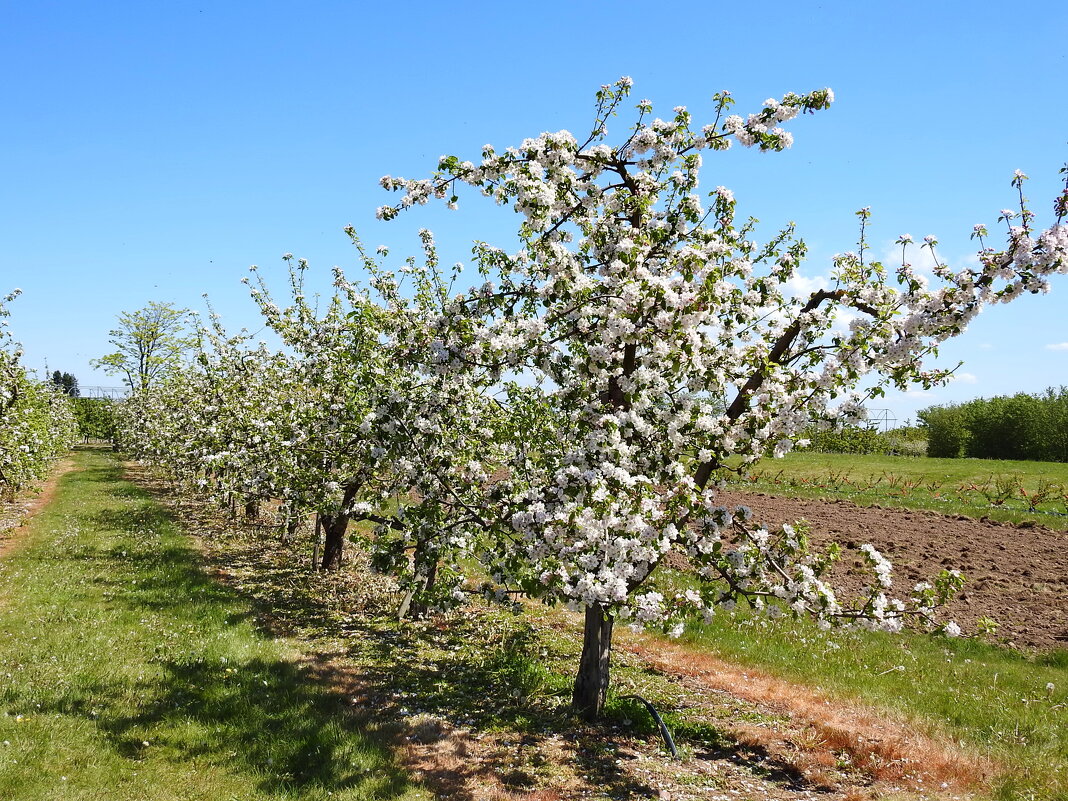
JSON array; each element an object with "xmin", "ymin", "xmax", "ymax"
[
  {"xmin": 919, "ymin": 404, "xmax": 972, "ymax": 458},
  {"xmin": 93, "ymin": 302, "xmax": 194, "ymax": 391},
  {"xmin": 50, "ymin": 370, "xmax": 79, "ymax": 397},
  {"xmin": 1041, "ymin": 386, "xmax": 1068, "ymax": 462}
]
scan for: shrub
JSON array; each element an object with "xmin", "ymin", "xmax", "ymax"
[
  {"xmin": 919, "ymin": 405, "xmax": 972, "ymax": 458},
  {"xmin": 803, "ymin": 425, "xmax": 893, "ymax": 455}
]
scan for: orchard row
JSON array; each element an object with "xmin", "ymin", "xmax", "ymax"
[
  {"xmin": 108, "ymin": 80, "xmax": 1068, "ymax": 717},
  {"xmin": 0, "ymin": 290, "xmax": 77, "ymax": 497}
]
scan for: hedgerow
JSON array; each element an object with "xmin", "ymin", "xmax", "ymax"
[{"xmin": 920, "ymin": 387, "xmax": 1068, "ymax": 461}]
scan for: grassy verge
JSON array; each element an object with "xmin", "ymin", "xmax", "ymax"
[
  {"xmin": 0, "ymin": 447, "xmax": 427, "ymax": 801},
  {"xmin": 617, "ymin": 542, "xmax": 1068, "ymax": 798},
  {"xmin": 680, "ymin": 608, "xmax": 1068, "ymax": 801},
  {"xmin": 723, "ymin": 452, "xmax": 1068, "ymax": 529},
  {"xmin": 637, "ymin": 555, "xmax": 1068, "ymax": 799}
]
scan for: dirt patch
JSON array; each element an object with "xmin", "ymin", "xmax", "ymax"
[
  {"xmin": 0, "ymin": 457, "xmax": 75, "ymax": 558},
  {"xmin": 715, "ymin": 491, "xmax": 1068, "ymax": 650}
]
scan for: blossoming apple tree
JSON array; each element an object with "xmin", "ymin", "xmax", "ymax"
[
  {"xmin": 118, "ymin": 246, "xmax": 513, "ymax": 614},
  {"xmin": 237, "ymin": 247, "xmax": 509, "ymax": 593},
  {"xmin": 378, "ymin": 78, "xmax": 1068, "ymax": 718},
  {"xmin": 0, "ymin": 289, "xmax": 76, "ymax": 496},
  {"xmin": 338, "ymin": 232, "xmax": 517, "ymax": 615}
]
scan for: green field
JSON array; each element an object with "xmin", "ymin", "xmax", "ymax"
[{"xmin": 724, "ymin": 451, "xmax": 1068, "ymax": 529}]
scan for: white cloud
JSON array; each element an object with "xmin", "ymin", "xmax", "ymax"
[
  {"xmin": 782, "ymin": 273, "xmax": 829, "ymax": 298},
  {"xmin": 831, "ymin": 309, "xmax": 858, "ymax": 334},
  {"xmin": 950, "ymin": 372, "xmax": 978, "ymax": 384},
  {"xmin": 1046, "ymin": 342, "xmax": 1068, "ymax": 351},
  {"xmin": 880, "ymin": 240, "xmax": 942, "ymax": 278},
  {"xmin": 978, "ymin": 343, "xmax": 993, "ymax": 350}
]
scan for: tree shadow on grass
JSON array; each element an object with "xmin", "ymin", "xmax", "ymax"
[
  {"xmin": 299, "ymin": 637, "xmax": 663, "ymax": 801},
  {"xmin": 107, "ymin": 483, "xmax": 152, "ymax": 499},
  {"xmin": 101, "ymin": 493, "xmax": 662, "ymax": 799},
  {"xmin": 98, "ymin": 656, "xmax": 416, "ymax": 799},
  {"xmin": 36, "ymin": 503, "xmax": 425, "ymax": 799},
  {"xmin": 61, "ymin": 460, "xmax": 157, "ymax": 504},
  {"xmin": 676, "ymin": 722, "xmax": 813, "ymax": 790},
  {"xmin": 299, "ymin": 614, "xmax": 824, "ymax": 800},
  {"xmin": 71, "ymin": 462, "xmax": 127, "ymax": 485},
  {"xmin": 602, "ymin": 698, "xmax": 814, "ymax": 791}
]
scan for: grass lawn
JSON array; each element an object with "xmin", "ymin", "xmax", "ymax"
[
  {"xmin": 0, "ymin": 447, "xmax": 427, "ymax": 801},
  {"xmin": 724, "ymin": 451, "xmax": 1068, "ymax": 529},
  {"xmin": 680, "ymin": 608, "xmax": 1068, "ymax": 801}
]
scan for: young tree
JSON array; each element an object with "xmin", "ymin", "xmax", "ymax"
[
  {"xmin": 94, "ymin": 301, "xmax": 194, "ymax": 391},
  {"xmin": 72, "ymin": 397, "xmax": 115, "ymax": 442},
  {"xmin": 230, "ymin": 246, "xmax": 508, "ymax": 588},
  {"xmin": 379, "ymin": 79, "xmax": 1068, "ymax": 719},
  {"xmin": 341, "ymin": 232, "xmax": 514, "ymax": 614},
  {"xmin": 237, "ymin": 257, "xmax": 392, "ymax": 571}
]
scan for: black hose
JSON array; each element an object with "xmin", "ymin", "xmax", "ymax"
[{"xmin": 619, "ymin": 694, "xmax": 678, "ymax": 758}]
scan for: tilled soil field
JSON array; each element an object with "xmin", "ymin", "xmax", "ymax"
[{"xmin": 716, "ymin": 490, "xmax": 1068, "ymax": 651}]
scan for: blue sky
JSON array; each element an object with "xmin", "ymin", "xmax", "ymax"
[{"xmin": 3, "ymin": 0, "xmax": 1066, "ymax": 425}]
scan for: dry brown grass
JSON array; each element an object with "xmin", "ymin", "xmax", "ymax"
[{"xmin": 619, "ymin": 630, "xmax": 994, "ymax": 794}]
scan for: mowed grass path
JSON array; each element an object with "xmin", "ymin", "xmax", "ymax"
[{"xmin": 0, "ymin": 448, "xmax": 427, "ymax": 801}]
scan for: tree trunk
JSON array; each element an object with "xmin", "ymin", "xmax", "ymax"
[
  {"xmin": 312, "ymin": 515, "xmax": 321, "ymax": 571},
  {"xmin": 571, "ymin": 603, "xmax": 614, "ymax": 721},
  {"xmin": 284, "ymin": 514, "xmax": 300, "ymax": 541},
  {"xmin": 397, "ymin": 540, "xmax": 440, "ymax": 620},
  {"xmin": 319, "ymin": 513, "xmax": 349, "ymax": 571}
]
